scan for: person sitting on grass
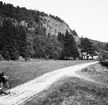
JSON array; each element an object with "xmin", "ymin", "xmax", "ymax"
[{"xmin": 0, "ymin": 72, "xmax": 10, "ymax": 95}]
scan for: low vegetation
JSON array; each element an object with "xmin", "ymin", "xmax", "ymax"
[{"xmin": 79, "ymin": 61, "xmax": 108, "ymax": 84}]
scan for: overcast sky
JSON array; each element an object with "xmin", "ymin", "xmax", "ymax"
[{"xmin": 2, "ymin": 0, "xmax": 108, "ymax": 42}]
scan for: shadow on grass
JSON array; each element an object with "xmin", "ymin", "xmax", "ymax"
[{"xmin": 99, "ymin": 61, "xmax": 108, "ymax": 68}]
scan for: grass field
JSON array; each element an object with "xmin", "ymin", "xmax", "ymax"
[
  {"xmin": 0, "ymin": 59, "xmax": 92, "ymax": 88},
  {"xmin": 26, "ymin": 77, "xmax": 108, "ymax": 105}
]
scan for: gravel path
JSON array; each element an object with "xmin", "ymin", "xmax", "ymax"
[{"xmin": 0, "ymin": 61, "xmax": 98, "ymax": 105}]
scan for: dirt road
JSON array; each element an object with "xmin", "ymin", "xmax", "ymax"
[{"xmin": 0, "ymin": 61, "xmax": 98, "ymax": 105}]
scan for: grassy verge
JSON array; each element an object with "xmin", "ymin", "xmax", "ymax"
[
  {"xmin": 0, "ymin": 59, "xmax": 91, "ymax": 88},
  {"xmin": 78, "ymin": 61, "xmax": 108, "ymax": 84},
  {"xmin": 26, "ymin": 77, "xmax": 108, "ymax": 105}
]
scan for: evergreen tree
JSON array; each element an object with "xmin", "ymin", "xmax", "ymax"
[
  {"xmin": 18, "ymin": 26, "xmax": 31, "ymax": 61},
  {"xmin": 0, "ymin": 19, "xmax": 19, "ymax": 60},
  {"xmin": 2, "ymin": 44, "xmax": 19, "ymax": 60},
  {"xmin": 105, "ymin": 42, "xmax": 108, "ymax": 51},
  {"xmin": 17, "ymin": 26, "xmax": 26, "ymax": 57},
  {"xmin": 63, "ymin": 31, "xmax": 79, "ymax": 59},
  {"xmin": 80, "ymin": 38, "xmax": 95, "ymax": 59},
  {"xmin": 57, "ymin": 32, "xmax": 64, "ymax": 43}
]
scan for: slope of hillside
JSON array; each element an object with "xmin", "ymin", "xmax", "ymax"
[
  {"xmin": 38, "ymin": 15, "xmax": 79, "ymax": 44},
  {"xmin": 89, "ymin": 39, "xmax": 106, "ymax": 51},
  {"xmin": 41, "ymin": 16, "xmax": 70, "ymax": 36},
  {"xmin": 0, "ymin": 1, "xmax": 79, "ymax": 43}
]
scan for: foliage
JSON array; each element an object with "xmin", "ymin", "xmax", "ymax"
[
  {"xmin": 0, "ymin": 1, "xmax": 81, "ymax": 60},
  {"xmin": 33, "ymin": 35, "xmax": 62, "ymax": 59},
  {"xmin": 2, "ymin": 44, "xmax": 19, "ymax": 60},
  {"xmin": 105, "ymin": 42, "xmax": 108, "ymax": 51},
  {"xmin": 80, "ymin": 37, "xmax": 96, "ymax": 58},
  {"xmin": 99, "ymin": 50, "xmax": 108, "ymax": 61},
  {"xmin": 17, "ymin": 26, "xmax": 26, "ymax": 57},
  {"xmin": 57, "ymin": 32, "xmax": 64, "ymax": 43},
  {"xmin": 49, "ymin": 14, "xmax": 64, "ymax": 23},
  {"xmin": 99, "ymin": 61, "xmax": 108, "ymax": 68},
  {"xmin": 0, "ymin": 19, "xmax": 19, "ymax": 60},
  {"xmin": 0, "ymin": 19, "xmax": 30, "ymax": 60},
  {"xmin": 0, "ymin": 18, "xmax": 79, "ymax": 60},
  {"xmin": 88, "ymin": 39, "xmax": 107, "ymax": 53},
  {"xmin": 62, "ymin": 31, "xmax": 79, "ymax": 59},
  {"xmin": 70, "ymin": 29, "xmax": 78, "ymax": 36},
  {"xmin": 0, "ymin": 1, "xmax": 48, "ymax": 22}
]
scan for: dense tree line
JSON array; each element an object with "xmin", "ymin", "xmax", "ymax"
[
  {"xmin": 99, "ymin": 43, "xmax": 108, "ymax": 61},
  {"xmin": 79, "ymin": 37, "xmax": 99, "ymax": 59},
  {"xmin": 0, "ymin": 19, "xmax": 27, "ymax": 60},
  {"xmin": 0, "ymin": 1, "xmax": 81, "ymax": 61},
  {"xmin": 49, "ymin": 14, "xmax": 64, "ymax": 23},
  {"xmin": 80, "ymin": 38, "xmax": 95, "ymax": 55},
  {"xmin": 80, "ymin": 37, "xmax": 107, "ymax": 53},
  {"xmin": 57, "ymin": 31, "xmax": 80, "ymax": 60},
  {"xmin": 0, "ymin": 1, "xmax": 48, "ymax": 22},
  {"xmin": 0, "ymin": 18, "xmax": 80, "ymax": 60},
  {"xmin": 0, "ymin": 1, "xmax": 64, "ymax": 24},
  {"xmin": 79, "ymin": 37, "xmax": 108, "ymax": 60}
]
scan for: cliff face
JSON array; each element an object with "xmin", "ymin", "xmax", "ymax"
[
  {"xmin": 41, "ymin": 16, "xmax": 70, "ymax": 35},
  {"xmin": 18, "ymin": 15, "xmax": 80, "ymax": 43},
  {"xmin": 39, "ymin": 16, "xmax": 80, "ymax": 44}
]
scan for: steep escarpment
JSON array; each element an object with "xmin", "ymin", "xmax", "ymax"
[
  {"xmin": 40, "ymin": 16, "xmax": 79, "ymax": 43},
  {"xmin": 41, "ymin": 16, "xmax": 70, "ymax": 36}
]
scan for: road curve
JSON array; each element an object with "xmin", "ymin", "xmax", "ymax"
[{"xmin": 0, "ymin": 61, "xmax": 98, "ymax": 105}]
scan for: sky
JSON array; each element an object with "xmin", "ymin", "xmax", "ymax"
[{"xmin": 1, "ymin": 0, "xmax": 108, "ymax": 42}]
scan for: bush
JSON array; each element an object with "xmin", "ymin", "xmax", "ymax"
[
  {"xmin": 2, "ymin": 45, "xmax": 19, "ymax": 60},
  {"xmin": 33, "ymin": 35, "xmax": 62, "ymax": 59},
  {"xmin": 99, "ymin": 50, "xmax": 108, "ymax": 61}
]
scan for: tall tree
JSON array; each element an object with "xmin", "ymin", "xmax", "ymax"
[
  {"xmin": 80, "ymin": 38, "xmax": 95, "ymax": 59},
  {"xmin": 17, "ymin": 26, "xmax": 31, "ymax": 61},
  {"xmin": 63, "ymin": 31, "xmax": 79, "ymax": 59},
  {"xmin": 0, "ymin": 19, "xmax": 19, "ymax": 60},
  {"xmin": 105, "ymin": 42, "xmax": 108, "ymax": 51}
]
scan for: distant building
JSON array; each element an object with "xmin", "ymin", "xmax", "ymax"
[{"xmin": 82, "ymin": 51, "xmax": 99, "ymax": 60}]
